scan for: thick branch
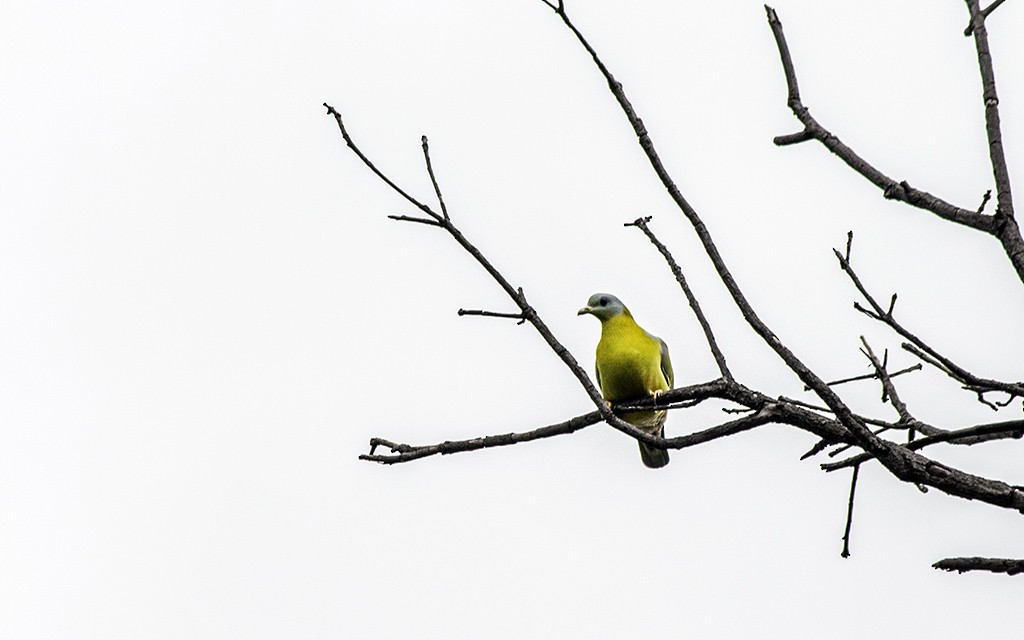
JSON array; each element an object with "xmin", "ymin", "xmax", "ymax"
[
  {"xmin": 933, "ymin": 556, "xmax": 1024, "ymax": 575},
  {"xmin": 765, "ymin": 6, "xmax": 996, "ymax": 234},
  {"xmin": 768, "ymin": 4, "xmax": 1024, "ymax": 282},
  {"xmin": 965, "ymin": 0, "xmax": 1024, "ymax": 282},
  {"xmin": 360, "ymin": 378, "xmax": 856, "ymax": 464},
  {"xmin": 964, "ymin": 0, "xmax": 1009, "ymax": 36}
]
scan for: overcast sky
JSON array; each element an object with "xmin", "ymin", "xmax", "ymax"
[{"xmin": 3, "ymin": 1, "xmax": 1023, "ymax": 638}]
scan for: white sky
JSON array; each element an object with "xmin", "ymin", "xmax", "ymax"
[{"xmin": 3, "ymin": 0, "xmax": 1024, "ymax": 637}]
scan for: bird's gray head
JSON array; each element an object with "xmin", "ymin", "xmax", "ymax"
[{"xmin": 577, "ymin": 293, "xmax": 628, "ymax": 321}]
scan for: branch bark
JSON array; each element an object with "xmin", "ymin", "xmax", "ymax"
[
  {"xmin": 766, "ymin": 4, "xmax": 1024, "ymax": 283},
  {"xmin": 933, "ymin": 556, "xmax": 1024, "ymax": 575}
]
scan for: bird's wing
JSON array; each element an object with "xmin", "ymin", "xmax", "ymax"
[{"xmin": 658, "ymin": 337, "xmax": 674, "ymax": 388}]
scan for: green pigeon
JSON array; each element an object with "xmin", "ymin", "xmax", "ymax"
[{"xmin": 578, "ymin": 293, "xmax": 673, "ymax": 468}]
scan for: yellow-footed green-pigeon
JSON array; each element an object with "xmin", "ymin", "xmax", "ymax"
[{"xmin": 578, "ymin": 293, "xmax": 673, "ymax": 468}]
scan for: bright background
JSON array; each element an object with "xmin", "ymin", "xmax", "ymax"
[{"xmin": 3, "ymin": 1, "xmax": 1023, "ymax": 637}]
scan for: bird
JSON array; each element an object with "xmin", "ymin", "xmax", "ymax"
[{"xmin": 578, "ymin": 293, "xmax": 673, "ymax": 468}]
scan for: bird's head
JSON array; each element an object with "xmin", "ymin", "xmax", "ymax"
[{"xmin": 577, "ymin": 293, "xmax": 628, "ymax": 322}]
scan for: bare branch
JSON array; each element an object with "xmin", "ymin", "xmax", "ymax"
[
  {"xmin": 964, "ymin": 0, "xmax": 1010, "ymax": 36},
  {"xmin": 457, "ymin": 308, "xmax": 526, "ymax": 324},
  {"xmin": 804, "ymin": 363, "xmax": 922, "ymax": 391},
  {"xmin": 359, "ymin": 379, "xmax": 859, "ymax": 465},
  {"xmin": 421, "ymin": 136, "xmax": 450, "ymax": 221},
  {"xmin": 977, "ymin": 189, "xmax": 993, "ymax": 214},
  {"xmin": 933, "ymin": 556, "xmax": 1024, "ymax": 575},
  {"xmin": 832, "ymin": 239, "xmax": 1024, "ymax": 405},
  {"xmin": 841, "ymin": 464, "xmax": 860, "ymax": 558},
  {"xmin": 764, "ymin": 7, "xmax": 997, "ymax": 234},
  {"xmin": 625, "ymin": 216, "xmax": 732, "ymax": 380},
  {"xmin": 822, "ymin": 419, "xmax": 1024, "ymax": 471},
  {"xmin": 359, "ymin": 412, "xmax": 600, "ymax": 464},
  {"xmin": 964, "ymin": 0, "xmax": 1024, "ymax": 283},
  {"xmin": 859, "ymin": 338, "xmax": 915, "ymax": 429},
  {"xmin": 387, "ymin": 214, "xmax": 442, "ymax": 227},
  {"xmin": 324, "ymin": 104, "xmax": 443, "ymax": 223},
  {"xmin": 773, "ymin": 129, "xmax": 813, "ymax": 146}
]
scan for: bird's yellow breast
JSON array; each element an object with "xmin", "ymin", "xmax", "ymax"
[{"xmin": 595, "ymin": 314, "xmax": 669, "ymax": 402}]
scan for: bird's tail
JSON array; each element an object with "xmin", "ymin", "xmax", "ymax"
[
  {"xmin": 638, "ymin": 441, "xmax": 670, "ymax": 469},
  {"xmin": 628, "ymin": 412, "xmax": 670, "ymax": 469}
]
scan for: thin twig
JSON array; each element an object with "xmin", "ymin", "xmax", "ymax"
[
  {"xmin": 859, "ymin": 338, "xmax": 915, "ymax": 430},
  {"xmin": 360, "ymin": 413, "xmax": 601, "ymax": 464},
  {"xmin": 324, "ymin": 104, "xmax": 443, "ymax": 223},
  {"xmin": 457, "ymin": 308, "xmax": 526, "ymax": 324},
  {"xmin": 625, "ymin": 216, "xmax": 732, "ymax": 380},
  {"xmin": 388, "ymin": 214, "xmax": 442, "ymax": 226},
  {"xmin": 976, "ymin": 189, "xmax": 993, "ymax": 214},
  {"xmin": 841, "ymin": 464, "xmax": 860, "ymax": 558},
  {"xmin": 804, "ymin": 363, "xmax": 922, "ymax": 391},
  {"xmin": 822, "ymin": 419, "xmax": 1024, "ymax": 471},
  {"xmin": 833, "ymin": 237, "xmax": 1024, "ymax": 405},
  {"xmin": 421, "ymin": 136, "xmax": 450, "ymax": 221}
]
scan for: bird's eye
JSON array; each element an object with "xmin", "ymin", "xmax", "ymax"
[{"xmin": 599, "ymin": 296, "xmax": 609, "ymax": 306}]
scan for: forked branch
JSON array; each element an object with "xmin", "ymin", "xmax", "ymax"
[{"xmin": 766, "ymin": 3, "xmax": 1024, "ymax": 283}]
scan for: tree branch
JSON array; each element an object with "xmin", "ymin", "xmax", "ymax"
[
  {"xmin": 421, "ymin": 136, "xmax": 450, "ymax": 221},
  {"xmin": 841, "ymin": 464, "xmax": 860, "ymax": 558},
  {"xmin": 764, "ymin": 6, "xmax": 997, "ymax": 235},
  {"xmin": 933, "ymin": 556, "xmax": 1024, "ymax": 575},
  {"xmin": 833, "ymin": 235, "xmax": 1024, "ymax": 407},
  {"xmin": 625, "ymin": 216, "xmax": 733, "ymax": 380},
  {"xmin": 964, "ymin": 0, "xmax": 1009, "ymax": 36},
  {"xmin": 457, "ymin": 308, "xmax": 526, "ymax": 323},
  {"xmin": 805, "ymin": 363, "xmax": 922, "ymax": 391},
  {"xmin": 965, "ymin": 0, "xmax": 1024, "ymax": 283},
  {"xmin": 822, "ymin": 419, "xmax": 1024, "ymax": 471}
]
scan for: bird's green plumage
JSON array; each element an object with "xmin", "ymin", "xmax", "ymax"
[{"xmin": 578, "ymin": 293, "xmax": 674, "ymax": 468}]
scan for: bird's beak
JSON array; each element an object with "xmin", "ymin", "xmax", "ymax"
[{"xmin": 577, "ymin": 306, "xmax": 592, "ymax": 316}]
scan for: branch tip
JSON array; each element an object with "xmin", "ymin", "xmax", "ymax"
[{"xmin": 773, "ymin": 129, "xmax": 813, "ymax": 146}]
